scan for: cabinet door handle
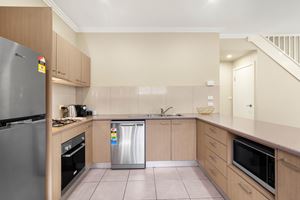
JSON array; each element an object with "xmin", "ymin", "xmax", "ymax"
[
  {"xmin": 238, "ymin": 182, "xmax": 252, "ymax": 195},
  {"xmin": 209, "ymin": 127, "xmax": 216, "ymax": 133},
  {"xmin": 173, "ymin": 123, "xmax": 181, "ymax": 125},
  {"xmin": 280, "ymin": 158, "xmax": 300, "ymax": 173},
  {"xmin": 209, "ymin": 155, "xmax": 216, "ymax": 162},
  {"xmin": 209, "ymin": 141, "xmax": 216, "ymax": 147},
  {"xmin": 209, "ymin": 168, "xmax": 216, "ymax": 176}
]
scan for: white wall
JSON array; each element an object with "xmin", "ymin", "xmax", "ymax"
[
  {"xmin": 255, "ymin": 50, "xmax": 300, "ymax": 128},
  {"xmin": 76, "ymin": 33, "xmax": 220, "ymax": 114},
  {"xmin": 77, "ymin": 33, "xmax": 220, "ymax": 87},
  {"xmin": 219, "ymin": 62, "xmax": 233, "ymax": 116}
]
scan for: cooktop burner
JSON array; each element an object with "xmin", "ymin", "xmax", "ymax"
[{"xmin": 52, "ymin": 119, "xmax": 79, "ymax": 127}]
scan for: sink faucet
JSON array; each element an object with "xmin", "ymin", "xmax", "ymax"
[{"xmin": 160, "ymin": 106, "xmax": 173, "ymax": 115}]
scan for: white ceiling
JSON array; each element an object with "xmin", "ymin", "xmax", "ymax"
[{"xmin": 48, "ymin": 0, "xmax": 300, "ymax": 35}]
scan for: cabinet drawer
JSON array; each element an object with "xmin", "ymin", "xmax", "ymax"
[
  {"xmin": 206, "ymin": 149, "xmax": 227, "ymax": 177},
  {"xmin": 205, "ymin": 135, "xmax": 227, "ymax": 161},
  {"xmin": 228, "ymin": 168, "xmax": 269, "ymax": 200},
  {"xmin": 206, "ymin": 160, "xmax": 227, "ymax": 194},
  {"xmin": 205, "ymin": 123, "xmax": 228, "ymax": 145}
]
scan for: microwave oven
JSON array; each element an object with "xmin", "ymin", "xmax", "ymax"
[{"xmin": 233, "ymin": 137, "xmax": 275, "ymax": 194}]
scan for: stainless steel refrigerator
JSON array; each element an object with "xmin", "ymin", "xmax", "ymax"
[
  {"xmin": 0, "ymin": 37, "xmax": 46, "ymax": 200},
  {"xmin": 111, "ymin": 121, "xmax": 145, "ymax": 169}
]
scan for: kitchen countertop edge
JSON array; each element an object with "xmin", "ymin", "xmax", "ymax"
[{"xmin": 52, "ymin": 113, "xmax": 300, "ymax": 157}]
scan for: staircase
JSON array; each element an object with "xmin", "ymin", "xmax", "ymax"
[{"xmin": 248, "ymin": 35, "xmax": 300, "ymax": 81}]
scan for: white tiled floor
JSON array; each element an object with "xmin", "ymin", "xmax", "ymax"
[{"xmin": 67, "ymin": 167, "xmax": 224, "ymax": 200}]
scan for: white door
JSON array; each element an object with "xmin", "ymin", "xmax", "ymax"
[{"xmin": 233, "ymin": 64, "xmax": 254, "ymax": 119}]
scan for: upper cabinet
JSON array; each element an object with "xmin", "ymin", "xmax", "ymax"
[
  {"xmin": 52, "ymin": 32, "xmax": 91, "ymax": 87},
  {"xmin": 81, "ymin": 53, "xmax": 91, "ymax": 86},
  {"xmin": 56, "ymin": 34, "xmax": 69, "ymax": 80}
]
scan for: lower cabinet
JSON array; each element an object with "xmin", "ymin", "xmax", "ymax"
[
  {"xmin": 228, "ymin": 167, "xmax": 269, "ymax": 200},
  {"xmin": 172, "ymin": 119, "xmax": 196, "ymax": 160},
  {"xmin": 92, "ymin": 121, "xmax": 111, "ymax": 163},
  {"xmin": 146, "ymin": 119, "xmax": 196, "ymax": 161},
  {"xmin": 52, "ymin": 133, "xmax": 62, "ymax": 200},
  {"xmin": 85, "ymin": 123, "xmax": 93, "ymax": 167},
  {"xmin": 277, "ymin": 150, "xmax": 300, "ymax": 200},
  {"xmin": 196, "ymin": 120, "xmax": 206, "ymax": 165},
  {"xmin": 146, "ymin": 120, "xmax": 172, "ymax": 161}
]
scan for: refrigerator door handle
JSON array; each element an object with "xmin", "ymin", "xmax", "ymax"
[
  {"xmin": 32, "ymin": 119, "xmax": 46, "ymax": 124},
  {"xmin": 7, "ymin": 119, "xmax": 33, "ymax": 126}
]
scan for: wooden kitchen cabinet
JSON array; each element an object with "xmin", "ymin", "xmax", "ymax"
[
  {"xmin": 52, "ymin": 32, "xmax": 57, "ymax": 76},
  {"xmin": 277, "ymin": 150, "xmax": 300, "ymax": 200},
  {"xmin": 56, "ymin": 34, "xmax": 69, "ymax": 80},
  {"xmin": 92, "ymin": 121, "xmax": 111, "ymax": 163},
  {"xmin": 81, "ymin": 53, "xmax": 91, "ymax": 86},
  {"xmin": 196, "ymin": 120, "xmax": 206, "ymax": 165},
  {"xmin": 85, "ymin": 123, "xmax": 93, "ymax": 167},
  {"xmin": 172, "ymin": 119, "xmax": 196, "ymax": 161},
  {"xmin": 69, "ymin": 45, "xmax": 82, "ymax": 85},
  {"xmin": 52, "ymin": 133, "xmax": 62, "ymax": 200},
  {"xmin": 228, "ymin": 167, "xmax": 269, "ymax": 200},
  {"xmin": 146, "ymin": 120, "xmax": 172, "ymax": 161}
]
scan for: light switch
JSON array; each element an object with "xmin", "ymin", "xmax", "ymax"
[
  {"xmin": 208, "ymin": 96, "xmax": 214, "ymax": 100},
  {"xmin": 208, "ymin": 102, "xmax": 214, "ymax": 106},
  {"xmin": 206, "ymin": 80, "xmax": 215, "ymax": 87}
]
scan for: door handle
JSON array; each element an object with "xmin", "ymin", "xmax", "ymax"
[
  {"xmin": 62, "ymin": 143, "xmax": 85, "ymax": 157},
  {"xmin": 246, "ymin": 104, "xmax": 253, "ymax": 108}
]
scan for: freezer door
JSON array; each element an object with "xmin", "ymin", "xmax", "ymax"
[
  {"xmin": 111, "ymin": 121, "xmax": 145, "ymax": 169},
  {"xmin": 0, "ymin": 119, "xmax": 46, "ymax": 200},
  {"xmin": 0, "ymin": 37, "xmax": 46, "ymax": 121}
]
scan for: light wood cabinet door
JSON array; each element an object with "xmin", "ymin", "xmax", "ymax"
[
  {"xmin": 172, "ymin": 119, "xmax": 196, "ymax": 161},
  {"xmin": 228, "ymin": 168, "xmax": 269, "ymax": 200},
  {"xmin": 146, "ymin": 120, "xmax": 172, "ymax": 161},
  {"xmin": 196, "ymin": 120, "xmax": 206, "ymax": 165},
  {"xmin": 81, "ymin": 53, "xmax": 91, "ymax": 86},
  {"xmin": 278, "ymin": 150, "xmax": 300, "ymax": 200},
  {"xmin": 56, "ymin": 34, "xmax": 69, "ymax": 80},
  {"xmin": 52, "ymin": 133, "xmax": 62, "ymax": 200},
  {"xmin": 92, "ymin": 121, "xmax": 111, "ymax": 163},
  {"xmin": 69, "ymin": 45, "xmax": 82, "ymax": 85},
  {"xmin": 85, "ymin": 123, "xmax": 93, "ymax": 167},
  {"xmin": 52, "ymin": 32, "xmax": 57, "ymax": 76}
]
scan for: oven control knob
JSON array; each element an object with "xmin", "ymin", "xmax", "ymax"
[
  {"xmin": 65, "ymin": 146, "xmax": 69, "ymax": 151},
  {"xmin": 81, "ymin": 137, "xmax": 84, "ymax": 141}
]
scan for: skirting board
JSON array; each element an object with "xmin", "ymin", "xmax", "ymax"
[{"xmin": 92, "ymin": 161, "xmax": 198, "ymax": 169}]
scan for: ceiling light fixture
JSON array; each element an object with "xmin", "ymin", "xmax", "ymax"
[{"xmin": 226, "ymin": 54, "xmax": 233, "ymax": 59}]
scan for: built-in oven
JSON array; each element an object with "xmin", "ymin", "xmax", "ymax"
[
  {"xmin": 233, "ymin": 137, "xmax": 275, "ymax": 194},
  {"xmin": 61, "ymin": 133, "xmax": 85, "ymax": 192}
]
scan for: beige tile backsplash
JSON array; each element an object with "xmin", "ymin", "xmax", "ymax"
[
  {"xmin": 76, "ymin": 86, "xmax": 219, "ymax": 115},
  {"xmin": 52, "ymin": 83, "xmax": 76, "ymax": 118}
]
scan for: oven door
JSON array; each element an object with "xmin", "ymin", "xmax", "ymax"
[{"xmin": 61, "ymin": 143, "xmax": 85, "ymax": 191}]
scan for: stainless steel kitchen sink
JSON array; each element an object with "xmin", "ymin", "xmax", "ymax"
[{"xmin": 145, "ymin": 113, "xmax": 183, "ymax": 118}]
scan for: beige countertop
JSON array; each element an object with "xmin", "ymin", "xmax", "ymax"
[{"xmin": 52, "ymin": 113, "xmax": 300, "ymax": 157}]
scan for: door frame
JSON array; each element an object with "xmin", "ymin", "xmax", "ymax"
[{"xmin": 232, "ymin": 62, "xmax": 256, "ymax": 119}]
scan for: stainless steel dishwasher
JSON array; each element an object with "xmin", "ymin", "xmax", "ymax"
[{"xmin": 110, "ymin": 121, "xmax": 145, "ymax": 169}]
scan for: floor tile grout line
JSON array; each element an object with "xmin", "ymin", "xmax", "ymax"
[
  {"xmin": 176, "ymin": 167, "xmax": 192, "ymax": 200},
  {"xmin": 88, "ymin": 169, "xmax": 107, "ymax": 200},
  {"xmin": 153, "ymin": 168, "xmax": 158, "ymax": 200},
  {"xmin": 121, "ymin": 170, "xmax": 130, "ymax": 200}
]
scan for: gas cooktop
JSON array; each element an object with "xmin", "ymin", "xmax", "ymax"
[{"xmin": 52, "ymin": 118, "xmax": 80, "ymax": 127}]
